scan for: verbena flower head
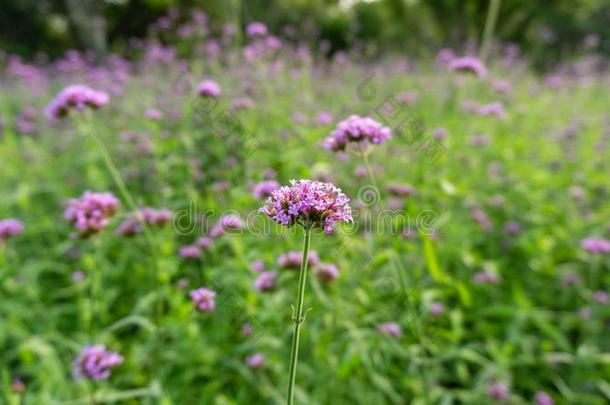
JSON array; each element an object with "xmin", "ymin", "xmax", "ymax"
[
  {"xmin": 210, "ymin": 214, "xmax": 245, "ymax": 237},
  {"xmin": 45, "ymin": 84, "xmax": 109, "ymax": 121},
  {"xmin": 190, "ymin": 287, "xmax": 216, "ymax": 312},
  {"xmin": 278, "ymin": 250, "xmax": 320, "ymax": 269},
  {"xmin": 580, "ymin": 237, "xmax": 610, "ymax": 253},
  {"xmin": 252, "ymin": 180, "xmax": 280, "ymax": 199},
  {"xmin": 315, "ymin": 263, "xmax": 339, "ymax": 282},
  {"xmin": 476, "ymin": 102, "xmax": 507, "ymax": 119},
  {"xmin": 260, "ymin": 180, "xmax": 352, "ymax": 234},
  {"xmin": 324, "ymin": 115, "xmax": 391, "ymax": 152},
  {"xmin": 117, "ymin": 207, "xmax": 172, "ymax": 236},
  {"xmin": 473, "ymin": 270, "xmax": 501, "ymax": 284},
  {"xmin": 246, "ymin": 353, "xmax": 265, "ymax": 369},
  {"xmin": 0, "ymin": 219, "xmax": 24, "ymax": 242},
  {"xmin": 246, "ymin": 22, "xmax": 268, "ymax": 37},
  {"xmin": 250, "ymin": 260, "xmax": 265, "ymax": 273},
  {"xmin": 386, "ymin": 183, "xmax": 416, "ymax": 197},
  {"xmin": 593, "ymin": 291, "xmax": 609, "ymax": 304},
  {"xmin": 196, "ymin": 79, "xmax": 221, "ymax": 98},
  {"xmin": 377, "ymin": 322, "xmax": 402, "ymax": 338},
  {"xmin": 64, "ymin": 191, "xmax": 120, "ymax": 237},
  {"xmin": 253, "ymin": 271, "xmax": 277, "ymax": 292},
  {"xmin": 487, "ymin": 383, "xmax": 509, "ymax": 401},
  {"xmin": 429, "ymin": 302, "xmax": 445, "ymax": 315},
  {"xmin": 449, "ymin": 57, "xmax": 487, "ymax": 78},
  {"xmin": 179, "ymin": 245, "xmax": 201, "ymax": 259},
  {"xmin": 315, "ymin": 111, "xmax": 334, "ymax": 126},
  {"xmin": 73, "ymin": 345, "xmax": 123, "ymax": 381},
  {"xmin": 534, "ymin": 392, "xmax": 555, "ymax": 405}
]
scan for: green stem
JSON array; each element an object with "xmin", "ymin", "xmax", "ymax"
[
  {"xmin": 480, "ymin": 0, "xmax": 502, "ymax": 62},
  {"xmin": 287, "ymin": 226, "xmax": 312, "ymax": 405},
  {"xmin": 90, "ymin": 238, "xmax": 102, "ymax": 338},
  {"xmin": 362, "ymin": 150, "xmax": 377, "ymax": 187},
  {"xmin": 77, "ymin": 113, "xmax": 164, "ymax": 322}
]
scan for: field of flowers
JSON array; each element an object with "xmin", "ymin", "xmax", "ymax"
[{"xmin": 1, "ymin": 14, "xmax": 610, "ymax": 405}]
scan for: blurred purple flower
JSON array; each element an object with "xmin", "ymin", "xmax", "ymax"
[
  {"xmin": 179, "ymin": 245, "xmax": 201, "ymax": 259},
  {"xmin": 246, "ymin": 353, "xmax": 265, "ymax": 369},
  {"xmin": 65, "ymin": 192, "xmax": 119, "ymax": 237},
  {"xmin": 534, "ymin": 392, "xmax": 555, "ymax": 405},
  {"xmin": 0, "ymin": 219, "xmax": 24, "ymax": 242},
  {"xmin": 487, "ymin": 383, "xmax": 509, "ymax": 401},
  {"xmin": 252, "ymin": 180, "xmax": 280, "ymax": 199},
  {"xmin": 387, "ymin": 183, "xmax": 416, "ymax": 197},
  {"xmin": 210, "ymin": 214, "xmax": 245, "ymax": 237},
  {"xmin": 581, "ymin": 237, "xmax": 610, "ymax": 254},
  {"xmin": 377, "ymin": 322, "xmax": 402, "ymax": 338},
  {"xmin": 196, "ymin": 79, "xmax": 221, "ymax": 98},
  {"xmin": 432, "ymin": 128, "xmax": 448, "ymax": 140},
  {"xmin": 190, "ymin": 287, "xmax": 216, "ymax": 312},
  {"xmin": 253, "ymin": 271, "xmax": 277, "ymax": 292},
  {"xmin": 145, "ymin": 108, "xmax": 162, "ymax": 120},
  {"xmin": 315, "ymin": 111, "xmax": 334, "ymax": 126},
  {"xmin": 324, "ymin": 115, "xmax": 391, "ymax": 152},
  {"xmin": 473, "ymin": 271, "xmax": 501, "ymax": 284},
  {"xmin": 315, "ymin": 263, "xmax": 339, "ymax": 282},
  {"xmin": 449, "ymin": 57, "xmax": 487, "ymax": 78},
  {"xmin": 246, "ymin": 22, "xmax": 268, "ymax": 37},
  {"xmin": 46, "ymin": 84, "xmax": 109, "ymax": 121},
  {"xmin": 196, "ymin": 236, "xmax": 213, "ymax": 249},
  {"xmin": 250, "ymin": 260, "xmax": 265, "ymax": 273},
  {"xmin": 429, "ymin": 302, "xmax": 445, "ymax": 315},
  {"xmin": 593, "ymin": 291, "xmax": 609, "ymax": 305},
  {"xmin": 72, "ymin": 271, "xmax": 85, "ymax": 283},
  {"xmin": 278, "ymin": 250, "xmax": 320, "ymax": 270},
  {"xmin": 73, "ymin": 345, "xmax": 123, "ymax": 381},
  {"xmin": 562, "ymin": 271, "xmax": 582, "ymax": 287}
]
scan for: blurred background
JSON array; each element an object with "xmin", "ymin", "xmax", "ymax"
[{"xmin": 1, "ymin": 0, "xmax": 609, "ymax": 70}]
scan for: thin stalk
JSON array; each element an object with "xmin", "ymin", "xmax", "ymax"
[
  {"xmin": 362, "ymin": 150, "xmax": 377, "ymax": 187},
  {"xmin": 90, "ymin": 238, "xmax": 102, "ymax": 339},
  {"xmin": 78, "ymin": 114, "xmax": 164, "ymax": 322},
  {"xmin": 480, "ymin": 0, "xmax": 502, "ymax": 62},
  {"xmin": 287, "ymin": 227, "xmax": 312, "ymax": 405}
]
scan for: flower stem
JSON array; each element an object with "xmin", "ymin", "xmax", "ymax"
[
  {"xmin": 362, "ymin": 150, "xmax": 377, "ymax": 186},
  {"xmin": 287, "ymin": 226, "xmax": 312, "ymax": 405}
]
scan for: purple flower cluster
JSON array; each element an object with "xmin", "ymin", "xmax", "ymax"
[
  {"xmin": 581, "ymin": 237, "xmax": 610, "ymax": 253},
  {"xmin": 210, "ymin": 214, "xmax": 245, "ymax": 237},
  {"xmin": 315, "ymin": 111, "xmax": 334, "ymax": 126},
  {"xmin": 72, "ymin": 345, "xmax": 123, "ymax": 381},
  {"xmin": 315, "ymin": 263, "xmax": 339, "ymax": 282},
  {"xmin": 449, "ymin": 57, "xmax": 487, "ymax": 78},
  {"xmin": 324, "ymin": 115, "xmax": 392, "ymax": 151},
  {"xmin": 278, "ymin": 250, "xmax": 320, "ymax": 270},
  {"xmin": 473, "ymin": 270, "xmax": 501, "ymax": 284},
  {"xmin": 260, "ymin": 179, "xmax": 352, "ymax": 234},
  {"xmin": 196, "ymin": 79, "xmax": 221, "ymax": 98},
  {"xmin": 377, "ymin": 322, "xmax": 402, "ymax": 338},
  {"xmin": 253, "ymin": 271, "xmax": 278, "ymax": 292},
  {"xmin": 64, "ymin": 191, "xmax": 120, "ymax": 237},
  {"xmin": 246, "ymin": 22, "xmax": 268, "ymax": 37},
  {"xmin": 246, "ymin": 353, "xmax": 265, "ymax": 369},
  {"xmin": 190, "ymin": 287, "xmax": 216, "ymax": 312},
  {"xmin": 252, "ymin": 180, "xmax": 280, "ymax": 199},
  {"xmin": 476, "ymin": 102, "xmax": 507, "ymax": 119},
  {"xmin": 534, "ymin": 392, "xmax": 555, "ymax": 405},
  {"xmin": 0, "ymin": 219, "xmax": 24, "ymax": 242},
  {"xmin": 487, "ymin": 383, "xmax": 509, "ymax": 401},
  {"xmin": 386, "ymin": 183, "xmax": 416, "ymax": 197},
  {"xmin": 45, "ymin": 84, "xmax": 109, "ymax": 121},
  {"xmin": 117, "ymin": 207, "xmax": 172, "ymax": 236}
]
